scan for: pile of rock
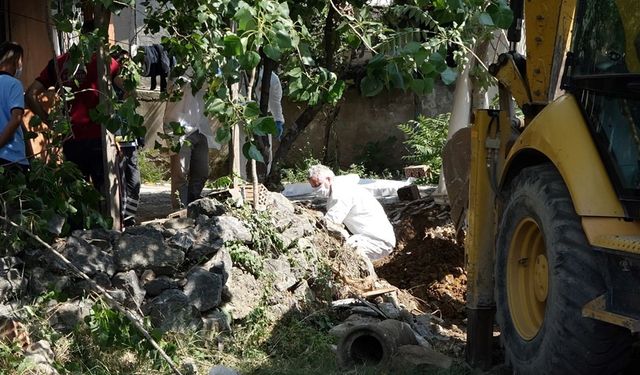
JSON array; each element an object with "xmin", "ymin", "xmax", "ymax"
[
  {"xmin": 0, "ymin": 189, "xmax": 454, "ymax": 374},
  {"xmin": 0, "ymin": 191, "xmax": 355, "ymax": 373}
]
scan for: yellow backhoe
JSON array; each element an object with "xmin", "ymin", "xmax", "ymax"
[{"xmin": 449, "ymin": 0, "xmax": 640, "ymax": 373}]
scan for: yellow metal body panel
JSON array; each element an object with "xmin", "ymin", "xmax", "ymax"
[
  {"xmin": 583, "ymin": 295, "xmax": 640, "ymax": 332},
  {"xmin": 502, "ymin": 94, "xmax": 625, "ymax": 217},
  {"xmin": 525, "ymin": 0, "xmax": 576, "ymax": 102},
  {"xmin": 494, "ymin": 56, "xmax": 531, "ymax": 111},
  {"xmin": 465, "ymin": 111, "xmax": 499, "ymax": 309},
  {"xmin": 583, "ymin": 217, "xmax": 640, "ymax": 254}
]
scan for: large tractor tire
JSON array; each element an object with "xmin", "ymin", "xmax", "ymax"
[{"xmin": 495, "ymin": 164, "xmax": 631, "ymax": 374}]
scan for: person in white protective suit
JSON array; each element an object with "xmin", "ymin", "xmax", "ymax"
[{"xmin": 307, "ymin": 164, "xmax": 396, "ymax": 276}]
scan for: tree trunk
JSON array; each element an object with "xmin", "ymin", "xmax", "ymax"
[
  {"xmin": 271, "ymin": 103, "xmax": 324, "ymax": 166},
  {"xmin": 95, "ymin": 5, "xmax": 121, "ymax": 229},
  {"xmin": 322, "ymin": 101, "xmax": 343, "ymax": 166}
]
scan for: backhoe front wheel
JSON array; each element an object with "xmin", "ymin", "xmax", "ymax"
[{"xmin": 495, "ymin": 164, "xmax": 630, "ymax": 375}]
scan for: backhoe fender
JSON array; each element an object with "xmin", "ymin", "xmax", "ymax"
[{"xmin": 500, "ymin": 94, "xmax": 625, "ymax": 218}]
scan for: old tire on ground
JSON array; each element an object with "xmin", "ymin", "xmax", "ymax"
[{"xmin": 495, "ymin": 164, "xmax": 631, "ymax": 375}]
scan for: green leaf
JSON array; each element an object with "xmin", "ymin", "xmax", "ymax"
[
  {"xmin": 244, "ymin": 102, "xmax": 260, "ymax": 118},
  {"xmin": 360, "ymin": 76, "xmax": 384, "ymax": 97},
  {"xmin": 478, "ymin": 12, "xmax": 494, "ymax": 26},
  {"xmin": 409, "ymin": 79, "xmax": 425, "ymax": 94},
  {"xmin": 386, "ymin": 63, "xmax": 405, "ymax": 90},
  {"xmin": 243, "ymin": 142, "xmax": 265, "ymax": 163},
  {"xmin": 207, "ymin": 98, "xmax": 226, "ymax": 115},
  {"xmin": 215, "ymin": 127, "xmax": 231, "ymax": 144},
  {"xmin": 325, "ymin": 80, "xmax": 346, "ymax": 104},
  {"xmin": 367, "ymin": 54, "xmax": 386, "ymax": 70},
  {"xmin": 252, "ymin": 117, "xmax": 277, "ymax": 136},
  {"xmin": 487, "ymin": 3, "xmax": 513, "ymax": 29},
  {"xmin": 275, "ymin": 30, "xmax": 292, "ymax": 49},
  {"xmin": 403, "ymin": 41, "xmax": 422, "ymax": 55},
  {"xmin": 169, "ymin": 121, "xmax": 185, "ymax": 136},
  {"xmin": 440, "ymin": 67, "xmax": 458, "ymax": 85},
  {"xmin": 287, "ymin": 67, "xmax": 303, "ymax": 78},
  {"xmin": 299, "ymin": 43, "xmax": 315, "ymax": 66},
  {"xmin": 223, "ymin": 34, "xmax": 243, "ymax": 57},
  {"xmin": 239, "ymin": 51, "xmax": 261, "ymax": 69},
  {"xmin": 235, "ymin": 3, "xmax": 256, "ymax": 30},
  {"xmin": 420, "ymin": 61, "xmax": 435, "ymax": 75},
  {"xmin": 263, "ymin": 44, "xmax": 282, "ymax": 61}
]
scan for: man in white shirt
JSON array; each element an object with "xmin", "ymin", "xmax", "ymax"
[
  {"xmin": 164, "ymin": 78, "xmax": 221, "ymax": 209},
  {"xmin": 308, "ymin": 164, "xmax": 396, "ymax": 275}
]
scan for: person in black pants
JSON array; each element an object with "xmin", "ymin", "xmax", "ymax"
[{"xmin": 118, "ymin": 139, "xmax": 142, "ymax": 227}]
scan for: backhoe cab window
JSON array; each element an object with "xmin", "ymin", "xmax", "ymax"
[
  {"xmin": 574, "ymin": 0, "xmax": 640, "ymax": 75},
  {"xmin": 572, "ymin": 0, "xmax": 640, "ymax": 203}
]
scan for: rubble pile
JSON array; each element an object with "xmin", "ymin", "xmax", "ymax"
[{"xmin": 0, "ymin": 188, "xmax": 463, "ymax": 373}]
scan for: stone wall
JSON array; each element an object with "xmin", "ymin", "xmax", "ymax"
[{"xmin": 281, "ymin": 84, "xmax": 455, "ymax": 170}]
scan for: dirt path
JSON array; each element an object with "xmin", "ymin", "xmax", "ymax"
[{"xmin": 136, "ymin": 183, "xmax": 175, "ymax": 223}]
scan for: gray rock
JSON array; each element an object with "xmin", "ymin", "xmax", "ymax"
[
  {"xmin": 201, "ymin": 309, "xmax": 231, "ymax": 339},
  {"xmin": 224, "ymin": 269, "xmax": 262, "ymax": 320},
  {"xmin": 71, "ymin": 228, "xmax": 120, "ymax": 244},
  {"xmin": 112, "ymin": 270, "xmax": 146, "ymax": 310},
  {"xmin": 181, "ymin": 359, "xmax": 198, "ymax": 375},
  {"xmin": 280, "ymin": 217, "xmax": 315, "ymax": 249},
  {"xmin": 0, "ymin": 256, "xmax": 22, "ymax": 272},
  {"xmin": 58, "ymin": 237, "xmax": 116, "ymax": 277},
  {"xmin": 49, "ymin": 300, "xmax": 93, "ymax": 333},
  {"xmin": 168, "ymin": 230, "xmax": 197, "ymax": 251},
  {"xmin": 114, "ymin": 227, "xmax": 185, "ymax": 273},
  {"xmin": 263, "ymin": 257, "xmax": 297, "ymax": 292},
  {"xmin": 0, "ymin": 269, "xmax": 24, "ymax": 302},
  {"xmin": 291, "ymin": 280, "xmax": 315, "ymax": 304},
  {"xmin": 202, "ymin": 247, "xmax": 232, "ymax": 285},
  {"xmin": 61, "ymin": 283, "xmax": 83, "ymax": 300},
  {"xmin": 163, "ymin": 217, "xmax": 195, "ymax": 230},
  {"xmin": 92, "ymin": 272, "xmax": 113, "ymax": 288},
  {"xmin": 108, "ymin": 289, "xmax": 128, "ymax": 305},
  {"xmin": 280, "ymin": 226, "xmax": 303, "ymax": 250},
  {"xmin": 184, "ymin": 267, "xmax": 223, "ymax": 312},
  {"xmin": 24, "ymin": 340, "xmax": 59, "ymax": 375},
  {"xmin": 144, "ymin": 276, "xmax": 180, "ymax": 297},
  {"xmin": 267, "ymin": 296, "xmax": 298, "ymax": 321},
  {"xmin": 208, "ymin": 215, "xmax": 252, "ymax": 243},
  {"xmin": 208, "ymin": 365, "xmax": 239, "ymax": 375},
  {"xmin": 268, "ymin": 193, "xmax": 296, "ymax": 230},
  {"xmin": 82, "ymin": 237, "xmax": 112, "ymax": 252},
  {"xmin": 378, "ymin": 302, "xmax": 401, "ymax": 320},
  {"xmin": 288, "ymin": 237, "xmax": 320, "ymax": 279},
  {"xmin": 187, "ymin": 198, "xmax": 226, "ymax": 219},
  {"xmin": 28, "ymin": 267, "xmax": 70, "ymax": 295},
  {"xmin": 144, "ymin": 289, "xmax": 202, "ymax": 333},
  {"xmin": 187, "ymin": 238, "xmax": 224, "ymax": 263}
]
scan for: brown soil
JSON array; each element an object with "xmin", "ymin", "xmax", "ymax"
[{"xmin": 375, "ymin": 203, "xmax": 467, "ymax": 327}]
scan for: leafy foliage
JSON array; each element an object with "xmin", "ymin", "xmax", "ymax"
[
  {"xmin": 87, "ymin": 299, "xmax": 177, "ymax": 368},
  {"xmin": 0, "ymin": 158, "xmax": 109, "ymax": 254},
  {"xmin": 398, "ymin": 112, "xmax": 450, "ymax": 183},
  {"xmin": 280, "ymin": 156, "xmax": 322, "ymax": 183}
]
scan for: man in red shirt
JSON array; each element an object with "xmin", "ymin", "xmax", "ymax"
[{"xmin": 25, "ymin": 20, "xmax": 121, "ymax": 195}]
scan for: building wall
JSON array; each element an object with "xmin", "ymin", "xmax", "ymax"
[
  {"xmin": 8, "ymin": 0, "xmax": 50, "ymax": 87},
  {"xmin": 282, "ymin": 83, "xmax": 455, "ymax": 171}
]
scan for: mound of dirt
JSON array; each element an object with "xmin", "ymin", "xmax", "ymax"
[{"xmin": 376, "ymin": 199, "xmax": 467, "ymax": 326}]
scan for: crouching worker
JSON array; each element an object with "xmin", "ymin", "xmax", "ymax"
[{"xmin": 307, "ymin": 164, "xmax": 396, "ymax": 277}]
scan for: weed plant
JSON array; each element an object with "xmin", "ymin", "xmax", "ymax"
[{"xmin": 398, "ymin": 113, "xmax": 450, "ymax": 184}]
